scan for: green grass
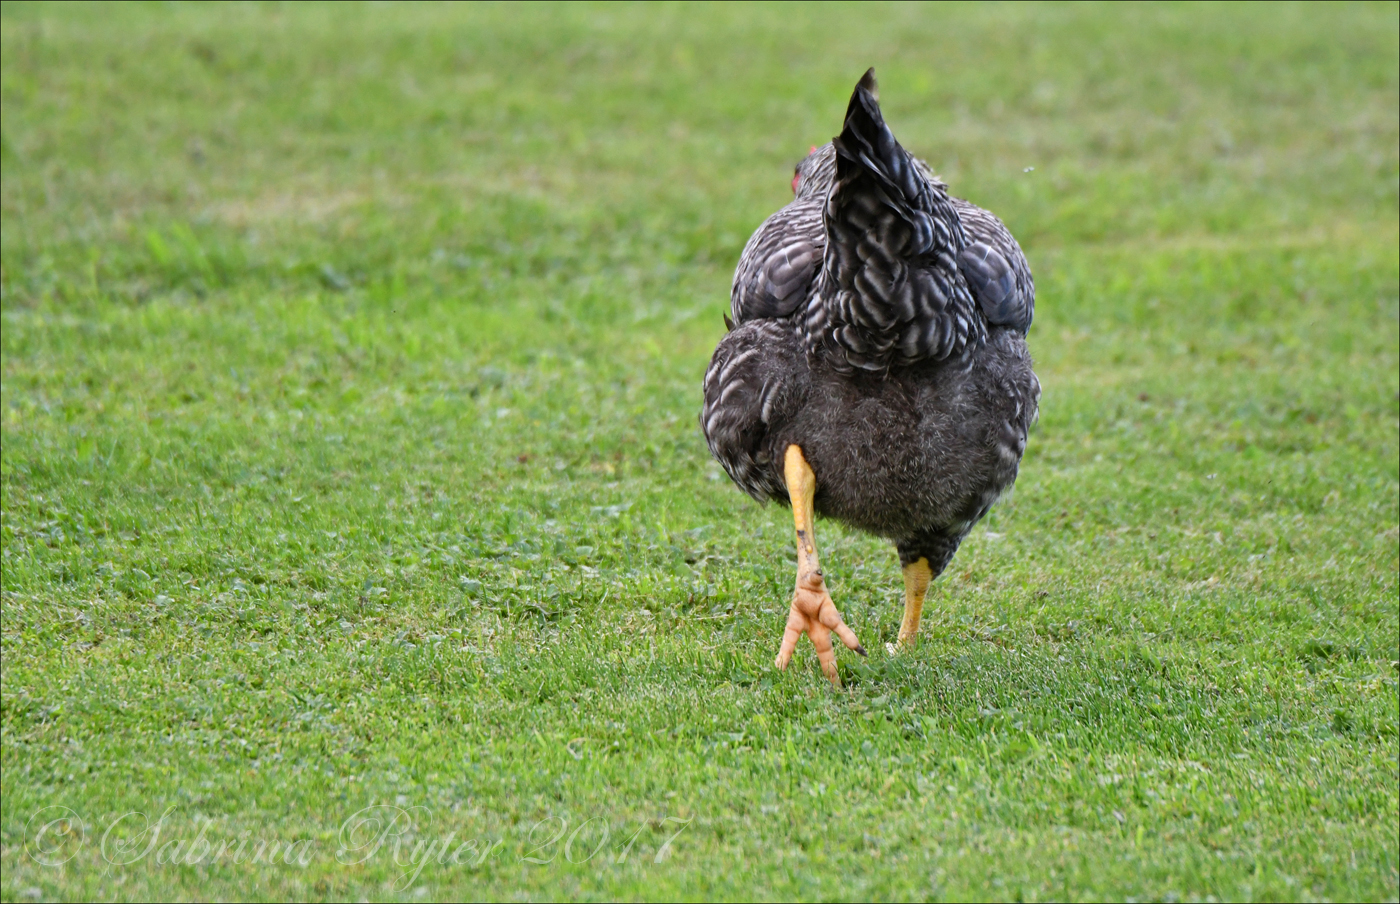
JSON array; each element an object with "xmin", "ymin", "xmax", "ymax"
[{"xmin": 2, "ymin": 1, "xmax": 1397, "ymax": 900}]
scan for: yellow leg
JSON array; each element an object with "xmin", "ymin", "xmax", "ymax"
[
  {"xmin": 786, "ymin": 444, "xmax": 821, "ymax": 579},
  {"xmin": 897, "ymin": 558, "xmax": 933, "ymax": 647},
  {"xmin": 774, "ymin": 445, "xmax": 866, "ymax": 685}
]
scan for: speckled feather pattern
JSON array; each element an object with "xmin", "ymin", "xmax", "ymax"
[
  {"xmin": 704, "ymin": 71, "xmax": 1040, "ymax": 574},
  {"xmin": 810, "ymin": 78, "xmax": 984, "ymax": 374},
  {"xmin": 729, "ymin": 148, "xmax": 836, "ymax": 324}
]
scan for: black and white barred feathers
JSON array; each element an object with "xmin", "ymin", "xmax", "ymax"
[{"xmin": 729, "ymin": 69, "xmax": 1034, "ymax": 373}]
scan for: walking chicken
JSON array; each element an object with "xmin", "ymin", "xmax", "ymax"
[{"xmin": 701, "ymin": 70, "xmax": 1039, "ymax": 684}]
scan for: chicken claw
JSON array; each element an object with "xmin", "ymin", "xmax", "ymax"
[{"xmin": 775, "ymin": 568, "xmax": 866, "ymax": 684}]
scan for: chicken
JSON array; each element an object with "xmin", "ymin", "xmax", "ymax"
[{"xmin": 701, "ymin": 70, "xmax": 1039, "ymax": 685}]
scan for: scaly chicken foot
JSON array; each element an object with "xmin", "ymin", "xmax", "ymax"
[{"xmin": 774, "ymin": 445, "xmax": 866, "ymax": 685}]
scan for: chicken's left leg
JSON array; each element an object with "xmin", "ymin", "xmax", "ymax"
[{"xmin": 774, "ymin": 444, "xmax": 866, "ymax": 685}]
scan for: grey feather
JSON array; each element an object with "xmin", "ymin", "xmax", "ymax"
[
  {"xmin": 953, "ymin": 199, "xmax": 1035, "ymax": 333},
  {"xmin": 729, "ymin": 147, "xmax": 836, "ymax": 325}
]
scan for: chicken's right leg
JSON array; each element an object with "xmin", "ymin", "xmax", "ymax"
[
  {"xmin": 891, "ymin": 531, "xmax": 963, "ymax": 652},
  {"xmin": 774, "ymin": 444, "xmax": 866, "ymax": 685},
  {"xmin": 897, "ymin": 557, "xmax": 933, "ymax": 647}
]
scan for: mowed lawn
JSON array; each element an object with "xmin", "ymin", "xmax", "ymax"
[{"xmin": 2, "ymin": 2, "xmax": 1397, "ymax": 900}]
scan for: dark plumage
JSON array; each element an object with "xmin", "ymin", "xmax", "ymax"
[
  {"xmin": 730, "ymin": 153, "xmax": 831, "ymax": 324},
  {"xmin": 704, "ymin": 321, "xmax": 1035, "ymax": 546},
  {"xmin": 702, "ymin": 70, "xmax": 1040, "ymax": 679}
]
